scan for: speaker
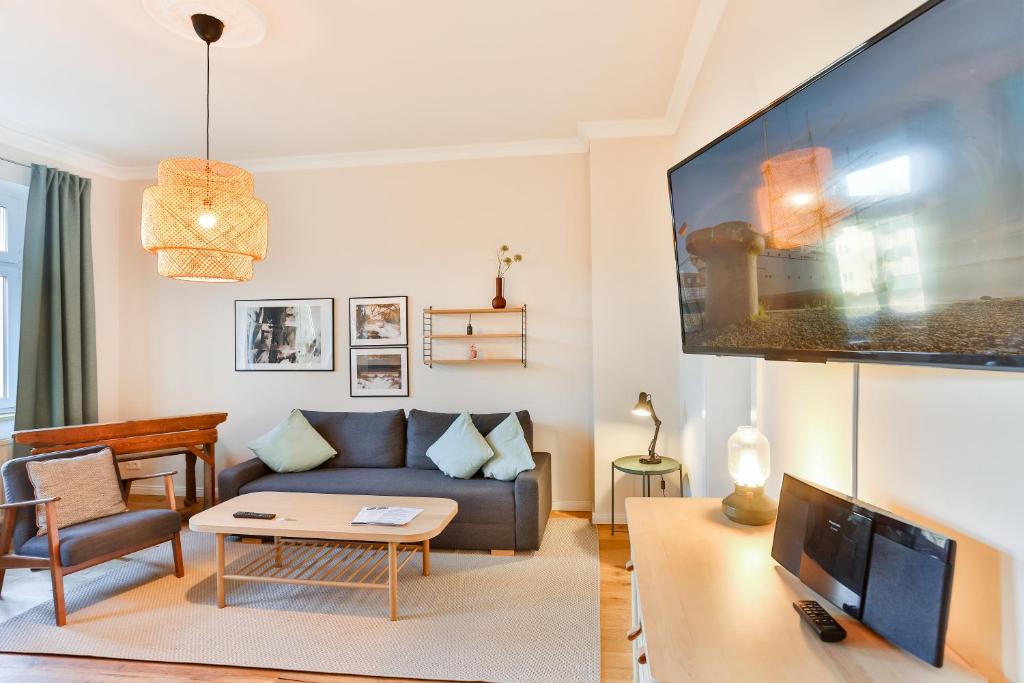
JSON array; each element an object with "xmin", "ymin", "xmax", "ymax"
[
  {"xmin": 771, "ymin": 476, "xmax": 809, "ymax": 575},
  {"xmin": 771, "ymin": 474, "xmax": 956, "ymax": 668},
  {"xmin": 861, "ymin": 520, "xmax": 956, "ymax": 667}
]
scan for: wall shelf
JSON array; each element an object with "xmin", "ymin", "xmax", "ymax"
[
  {"xmin": 423, "ymin": 305, "xmax": 527, "ymax": 367},
  {"xmin": 425, "ymin": 333, "xmax": 523, "ymax": 340},
  {"xmin": 424, "ymin": 307, "xmax": 525, "ymax": 315}
]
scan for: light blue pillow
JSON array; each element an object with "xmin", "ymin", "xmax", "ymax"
[
  {"xmin": 248, "ymin": 409, "xmax": 337, "ymax": 473},
  {"xmin": 426, "ymin": 412, "xmax": 494, "ymax": 479},
  {"xmin": 482, "ymin": 413, "xmax": 536, "ymax": 481}
]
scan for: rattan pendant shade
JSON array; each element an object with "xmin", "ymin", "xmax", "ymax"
[
  {"xmin": 141, "ymin": 13, "xmax": 268, "ymax": 283},
  {"xmin": 142, "ymin": 158, "xmax": 268, "ymax": 282}
]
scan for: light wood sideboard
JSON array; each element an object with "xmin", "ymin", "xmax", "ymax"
[{"xmin": 624, "ymin": 497, "xmax": 982, "ymax": 683}]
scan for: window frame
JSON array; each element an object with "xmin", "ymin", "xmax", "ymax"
[{"xmin": 0, "ymin": 180, "xmax": 27, "ymax": 416}]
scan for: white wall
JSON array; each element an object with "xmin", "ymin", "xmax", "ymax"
[
  {"xmin": 116, "ymin": 154, "xmax": 595, "ymax": 508},
  {"xmin": 587, "ymin": 136, "xmax": 685, "ymax": 523},
  {"xmin": 667, "ymin": 1, "xmax": 1023, "ymax": 679}
]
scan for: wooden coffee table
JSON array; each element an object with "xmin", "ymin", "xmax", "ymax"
[{"xmin": 188, "ymin": 491, "xmax": 458, "ymax": 621}]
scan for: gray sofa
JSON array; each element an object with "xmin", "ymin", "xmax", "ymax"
[{"xmin": 219, "ymin": 409, "xmax": 552, "ymax": 552}]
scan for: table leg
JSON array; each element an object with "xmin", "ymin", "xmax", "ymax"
[
  {"xmin": 679, "ymin": 468, "xmax": 684, "ymax": 497},
  {"xmin": 203, "ymin": 443, "xmax": 216, "ymax": 508},
  {"xmin": 184, "ymin": 451, "xmax": 197, "ymax": 506},
  {"xmin": 274, "ymin": 536, "xmax": 282, "ymax": 567},
  {"xmin": 216, "ymin": 533, "xmax": 226, "ymax": 608},
  {"xmin": 610, "ymin": 462, "xmax": 615, "ymax": 535},
  {"xmin": 422, "ymin": 539, "xmax": 430, "ymax": 576},
  {"xmin": 388, "ymin": 542, "xmax": 398, "ymax": 621}
]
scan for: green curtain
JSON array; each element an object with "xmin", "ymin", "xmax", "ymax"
[{"xmin": 14, "ymin": 164, "xmax": 97, "ymax": 435}]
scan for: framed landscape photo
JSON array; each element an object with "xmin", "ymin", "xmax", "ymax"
[
  {"xmin": 349, "ymin": 296, "xmax": 408, "ymax": 347},
  {"xmin": 235, "ymin": 298, "xmax": 334, "ymax": 371},
  {"xmin": 350, "ymin": 347, "xmax": 409, "ymax": 397}
]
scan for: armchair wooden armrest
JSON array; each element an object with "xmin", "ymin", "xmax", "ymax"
[
  {"xmin": 0, "ymin": 496, "xmax": 61, "ymax": 510},
  {"xmin": 121, "ymin": 471, "xmax": 179, "ymax": 511}
]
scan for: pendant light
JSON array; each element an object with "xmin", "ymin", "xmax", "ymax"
[{"xmin": 141, "ymin": 13, "xmax": 268, "ymax": 282}]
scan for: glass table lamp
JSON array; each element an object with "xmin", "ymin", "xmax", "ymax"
[
  {"xmin": 631, "ymin": 392, "xmax": 662, "ymax": 465},
  {"xmin": 721, "ymin": 426, "xmax": 778, "ymax": 525}
]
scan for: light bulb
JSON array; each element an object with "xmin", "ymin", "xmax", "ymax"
[
  {"xmin": 198, "ymin": 212, "xmax": 218, "ymax": 229},
  {"xmin": 787, "ymin": 192, "xmax": 814, "ymax": 207}
]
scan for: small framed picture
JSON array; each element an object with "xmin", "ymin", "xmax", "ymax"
[
  {"xmin": 350, "ymin": 347, "xmax": 409, "ymax": 397},
  {"xmin": 235, "ymin": 298, "xmax": 334, "ymax": 371},
  {"xmin": 349, "ymin": 296, "xmax": 408, "ymax": 346}
]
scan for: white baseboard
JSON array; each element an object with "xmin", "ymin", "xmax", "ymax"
[
  {"xmin": 129, "ymin": 482, "xmax": 204, "ymax": 497},
  {"xmin": 591, "ymin": 513, "xmax": 618, "ymax": 525},
  {"xmin": 552, "ymin": 500, "xmax": 592, "ymax": 512}
]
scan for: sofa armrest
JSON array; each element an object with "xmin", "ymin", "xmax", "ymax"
[
  {"xmin": 514, "ymin": 452, "xmax": 552, "ymax": 551},
  {"xmin": 218, "ymin": 458, "xmax": 271, "ymax": 501}
]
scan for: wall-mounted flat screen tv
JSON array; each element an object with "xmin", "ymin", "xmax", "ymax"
[{"xmin": 668, "ymin": 0, "xmax": 1024, "ymax": 369}]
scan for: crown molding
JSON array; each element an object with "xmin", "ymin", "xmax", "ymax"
[
  {"xmin": 664, "ymin": 0, "xmax": 727, "ymax": 131},
  {"xmin": 576, "ymin": 0, "xmax": 727, "ymax": 142},
  {"xmin": 117, "ymin": 137, "xmax": 589, "ymax": 179},
  {"xmin": 0, "ymin": 118, "xmax": 132, "ymax": 181},
  {"xmin": 577, "ymin": 118, "xmax": 675, "ymax": 142}
]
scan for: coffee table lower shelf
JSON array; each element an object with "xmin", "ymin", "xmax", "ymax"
[{"xmin": 215, "ymin": 534, "xmax": 429, "ymax": 621}]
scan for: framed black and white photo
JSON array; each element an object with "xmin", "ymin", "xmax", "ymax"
[
  {"xmin": 235, "ymin": 298, "xmax": 334, "ymax": 371},
  {"xmin": 349, "ymin": 296, "xmax": 408, "ymax": 346},
  {"xmin": 350, "ymin": 347, "xmax": 409, "ymax": 397}
]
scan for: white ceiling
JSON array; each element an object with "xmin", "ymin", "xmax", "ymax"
[{"xmin": 0, "ymin": 0, "xmax": 711, "ymax": 174}]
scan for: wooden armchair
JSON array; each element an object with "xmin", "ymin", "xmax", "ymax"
[{"xmin": 0, "ymin": 445, "xmax": 184, "ymax": 626}]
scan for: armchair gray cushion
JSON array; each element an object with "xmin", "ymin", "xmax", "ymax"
[
  {"xmin": 406, "ymin": 410, "xmax": 533, "ymax": 469},
  {"xmin": 300, "ymin": 409, "xmax": 406, "ymax": 468},
  {"xmin": 18, "ymin": 509, "xmax": 181, "ymax": 567},
  {"xmin": 2, "ymin": 445, "xmax": 114, "ymax": 552}
]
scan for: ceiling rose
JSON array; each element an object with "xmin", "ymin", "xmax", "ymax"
[{"xmin": 141, "ymin": 0, "xmax": 267, "ymax": 48}]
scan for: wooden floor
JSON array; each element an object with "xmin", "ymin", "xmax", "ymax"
[{"xmin": 0, "ymin": 506, "xmax": 633, "ymax": 683}]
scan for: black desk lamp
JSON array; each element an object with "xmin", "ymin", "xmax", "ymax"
[{"xmin": 631, "ymin": 392, "xmax": 662, "ymax": 465}]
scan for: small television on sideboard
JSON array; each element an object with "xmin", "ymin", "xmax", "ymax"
[{"xmin": 667, "ymin": 0, "xmax": 1024, "ymax": 370}]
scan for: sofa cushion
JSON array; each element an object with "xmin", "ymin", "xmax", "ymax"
[
  {"xmin": 406, "ymin": 409, "xmax": 533, "ymax": 469},
  {"xmin": 482, "ymin": 413, "xmax": 536, "ymax": 481},
  {"xmin": 249, "ymin": 410, "xmax": 337, "ymax": 473},
  {"xmin": 301, "ymin": 409, "xmax": 407, "ymax": 468},
  {"xmin": 238, "ymin": 467, "xmax": 515, "ymax": 526},
  {"xmin": 426, "ymin": 413, "xmax": 493, "ymax": 479},
  {"xmin": 19, "ymin": 509, "xmax": 181, "ymax": 567}
]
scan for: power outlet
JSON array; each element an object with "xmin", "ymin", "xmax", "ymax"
[{"xmin": 123, "ymin": 461, "xmax": 142, "ymax": 471}]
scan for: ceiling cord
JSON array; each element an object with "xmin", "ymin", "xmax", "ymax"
[{"xmin": 206, "ymin": 40, "xmax": 211, "ymax": 162}]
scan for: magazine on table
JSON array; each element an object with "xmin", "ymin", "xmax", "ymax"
[{"xmin": 351, "ymin": 506, "xmax": 423, "ymax": 526}]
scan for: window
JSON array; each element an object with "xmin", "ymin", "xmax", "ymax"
[{"xmin": 0, "ymin": 180, "xmax": 26, "ymax": 416}]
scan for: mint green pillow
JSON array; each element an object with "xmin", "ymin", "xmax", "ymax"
[
  {"xmin": 248, "ymin": 409, "xmax": 337, "ymax": 473},
  {"xmin": 482, "ymin": 413, "xmax": 536, "ymax": 481},
  {"xmin": 426, "ymin": 412, "xmax": 494, "ymax": 479}
]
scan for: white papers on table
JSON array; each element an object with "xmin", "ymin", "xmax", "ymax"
[{"xmin": 351, "ymin": 506, "xmax": 424, "ymax": 526}]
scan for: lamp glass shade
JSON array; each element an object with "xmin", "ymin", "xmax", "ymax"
[
  {"xmin": 727, "ymin": 426, "xmax": 770, "ymax": 487},
  {"xmin": 141, "ymin": 158, "xmax": 268, "ymax": 282}
]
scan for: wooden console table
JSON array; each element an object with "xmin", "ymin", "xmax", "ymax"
[
  {"xmin": 13, "ymin": 413, "xmax": 227, "ymax": 512},
  {"xmin": 625, "ymin": 498, "xmax": 981, "ymax": 682}
]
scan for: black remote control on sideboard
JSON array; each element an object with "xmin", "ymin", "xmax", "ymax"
[
  {"xmin": 793, "ymin": 600, "xmax": 847, "ymax": 642},
  {"xmin": 233, "ymin": 511, "xmax": 276, "ymax": 520}
]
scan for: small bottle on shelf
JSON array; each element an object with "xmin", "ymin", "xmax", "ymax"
[{"xmin": 469, "ymin": 344, "xmax": 478, "ymax": 360}]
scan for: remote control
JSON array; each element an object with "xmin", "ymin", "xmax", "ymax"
[
  {"xmin": 233, "ymin": 511, "xmax": 276, "ymax": 520},
  {"xmin": 793, "ymin": 600, "xmax": 847, "ymax": 642}
]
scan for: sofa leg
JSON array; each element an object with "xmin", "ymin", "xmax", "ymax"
[
  {"xmin": 490, "ymin": 549, "xmax": 514, "ymax": 557},
  {"xmin": 171, "ymin": 532, "xmax": 185, "ymax": 578}
]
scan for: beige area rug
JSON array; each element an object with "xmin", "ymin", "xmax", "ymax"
[{"xmin": 0, "ymin": 517, "xmax": 599, "ymax": 682}]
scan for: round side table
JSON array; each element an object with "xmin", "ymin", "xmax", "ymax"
[{"xmin": 611, "ymin": 455, "xmax": 687, "ymax": 534}]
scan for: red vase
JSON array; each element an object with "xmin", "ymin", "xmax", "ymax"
[{"xmin": 492, "ymin": 277, "xmax": 507, "ymax": 309}]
